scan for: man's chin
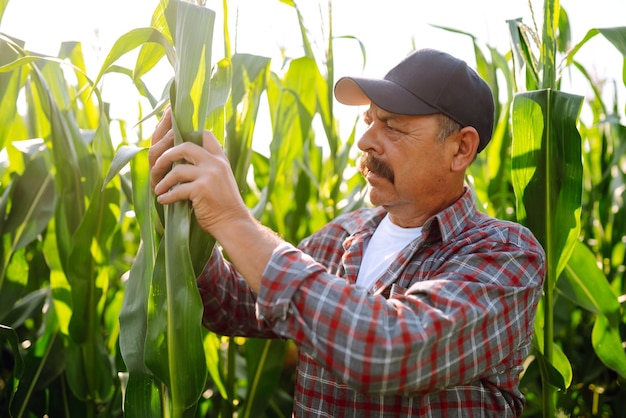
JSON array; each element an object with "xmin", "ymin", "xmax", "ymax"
[{"xmin": 365, "ymin": 187, "xmax": 388, "ymax": 208}]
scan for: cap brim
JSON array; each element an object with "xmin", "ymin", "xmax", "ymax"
[{"xmin": 334, "ymin": 77, "xmax": 439, "ymax": 116}]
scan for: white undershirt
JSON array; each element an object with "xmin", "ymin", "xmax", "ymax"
[{"xmin": 356, "ymin": 214, "xmax": 423, "ymax": 290}]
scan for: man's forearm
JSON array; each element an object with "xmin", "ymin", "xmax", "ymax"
[{"xmin": 211, "ymin": 212, "xmax": 284, "ymax": 294}]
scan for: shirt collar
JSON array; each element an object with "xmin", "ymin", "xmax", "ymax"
[
  {"xmin": 423, "ymin": 187, "xmax": 478, "ymax": 244},
  {"xmin": 341, "ymin": 187, "xmax": 478, "ymax": 244}
]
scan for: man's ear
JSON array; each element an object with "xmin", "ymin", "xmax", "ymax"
[{"xmin": 450, "ymin": 126, "xmax": 479, "ymax": 172}]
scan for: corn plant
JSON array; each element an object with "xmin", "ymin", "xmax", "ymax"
[
  {"xmin": 97, "ymin": 1, "xmax": 222, "ymax": 416},
  {"xmin": 0, "ymin": 24, "xmax": 127, "ymax": 418},
  {"xmin": 506, "ymin": 2, "xmax": 626, "ymax": 416},
  {"xmin": 436, "ymin": 2, "xmax": 626, "ymax": 415}
]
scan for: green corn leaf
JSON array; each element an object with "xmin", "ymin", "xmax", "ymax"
[
  {"xmin": 262, "ymin": 58, "xmax": 313, "ymax": 234},
  {"xmin": 122, "ymin": 371, "xmax": 163, "ymax": 417},
  {"xmin": 203, "ymin": 331, "xmax": 227, "ymax": 400},
  {"xmin": 92, "ymin": 27, "xmax": 175, "ymax": 89},
  {"xmin": 64, "ymin": 181, "xmax": 117, "ymax": 404},
  {"xmin": 119, "ymin": 148, "xmax": 163, "ymax": 416},
  {"xmin": 146, "ymin": 214, "xmax": 207, "ymax": 415},
  {"xmin": 207, "ymin": 57, "xmax": 232, "ymax": 121},
  {"xmin": 531, "ymin": 324, "xmax": 571, "ymax": 391},
  {"xmin": 0, "ymin": 0, "xmax": 7, "ymax": 22},
  {"xmin": 0, "ymin": 55, "xmax": 42, "ymax": 73},
  {"xmin": 1, "ymin": 149, "xmax": 55, "ymax": 291},
  {"xmin": 592, "ymin": 314, "xmax": 626, "ymax": 379},
  {"xmin": 512, "ymin": 89, "xmax": 583, "ymax": 394},
  {"xmin": 539, "ymin": 0, "xmax": 559, "ymax": 89},
  {"xmin": 512, "ymin": 89, "xmax": 583, "ymax": 281},
  {"xmin": 506, "ymin": 18, "xmax": 539, "ymax": 91},
  {"xmin": 225, "ymin": 54, "xmax": 269, "ymax": 191},
  {"xmin": 133, "ymin": 0, "xmax": 172, "ymax": 81},
  {"xmin": 565, "ymin": 27, "xmax": 626, "ymax": 80},
  {"xmin": 558, "ymin": 241, "xmax": 621, "ymax": 320},
  {"xmin": 58, "ymin": 41, "xmax": 99, "ymax": 129},
  {"xmin": 0, "ymin": 35, "xmax": 25, "ymax": 149},
  {"xmin": 27, "ymin": 74, "xmax": 84, "ymax": 264},
  {"xmin": 103, "ymin": 145, "xmax": 147, "ymax": 188},
  {"xmin": 64, "ymin": 92, "xmax": 117, "ymax": 403},
  {"xmin": 0, "ymin": 286, "xmax": 46, "ymax": 329},
  {"xmin": 558, "ymin": 241, "xmax": 626, "ymax": 379}
]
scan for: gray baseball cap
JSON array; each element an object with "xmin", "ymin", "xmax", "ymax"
[{"xmin": 334, "ymin": 48, "xmax": 495, "ymax": 152}]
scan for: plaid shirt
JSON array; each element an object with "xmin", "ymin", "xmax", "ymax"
[{"xmin": 198, "ymin": 189, "xmax": 545, "ymax": 417}]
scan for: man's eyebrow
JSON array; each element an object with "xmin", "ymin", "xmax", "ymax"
[{"xmin": 363, "ymin": 106, "xmax": 408, "ymax": 125}]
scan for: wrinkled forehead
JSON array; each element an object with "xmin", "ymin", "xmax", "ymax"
[{"xmin": 365, "ymin": 103, "xmax": 438, "ymax": 124}]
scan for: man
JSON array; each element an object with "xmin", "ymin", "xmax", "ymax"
[{"xmin": 150, "ymin": 48, "xmax": 545, "ymax": 417}]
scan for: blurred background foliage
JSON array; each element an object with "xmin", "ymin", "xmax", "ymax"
[{"xmin": 0, "ymin": 0, "xmax": 625, "ymax": 416}]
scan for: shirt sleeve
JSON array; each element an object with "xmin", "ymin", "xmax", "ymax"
[
  {"xmin": 197, "ymin": 246, "xmax": 278, "ymax": 338},
  {"xmin": 255, "ymin": 236, "xmax": 545, "ymax": 395}
]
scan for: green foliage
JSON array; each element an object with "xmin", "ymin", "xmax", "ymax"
[
  {"xmin": 438, "ymin": 3, "xmax": 626, "ymax": 415},
  {"xmin": 0, "ymin": 0, "xmax": 625, "ymax": 417}
]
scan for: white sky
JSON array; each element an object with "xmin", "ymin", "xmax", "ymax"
[{"xmin": 2, "ymin": 0, "xmax": 625, "ymax": 141}]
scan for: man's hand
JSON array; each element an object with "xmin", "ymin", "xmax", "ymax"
[
  {"xmin": 149, "ymin": 107, "xmax": 248, "ymax": 237},
  {"xmin": 147, "ymin": 107, "xmax": 283, "ymax": 293}
]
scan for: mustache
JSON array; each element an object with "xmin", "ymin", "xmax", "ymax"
[{"xmin": 359, "ymin": 153, "xmax": 395, "ymax": 184}]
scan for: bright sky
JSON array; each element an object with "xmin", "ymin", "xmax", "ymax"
[{"xmin": 2, "ymin": 0, "xmax": 624, "ymax": 139}]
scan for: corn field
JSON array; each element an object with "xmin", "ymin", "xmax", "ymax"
[{"xmin": 0, "ymin": 0, "xmax": 625, "ymax": 416}]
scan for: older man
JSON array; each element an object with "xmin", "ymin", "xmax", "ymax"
[{"xmin": 150, "ymin": 48, "xmax": 545, "ymax": 417}]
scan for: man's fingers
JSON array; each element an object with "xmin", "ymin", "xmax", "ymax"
[
  {"xmin": 152, "ymin": 142, "xmax": 214, "ymax": 191},
  {"xmin": 148, "ymin": 129, "xmax": 175, "ymax": 170},
  {"xmin": 155, "ymin": 178, "xmax": 193, "ymax": 205},
  {"xmin": 151, "ymin": 106, "xmax": 172, "ymax": 146},
  {"xmin": 153, "ymin": 162, "xmax": 195, "ymax": 196},
  {"xmin": 201, "ymin": 130, "xmax": 225, "ymax": 155}
]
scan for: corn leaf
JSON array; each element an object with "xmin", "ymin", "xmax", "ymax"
[
  {"xmin": 0, "ymin": 0, "xmax": 7, "ymax": 22},
  {"xmin": 592, "ymin": 315, "xmax": 626, "ymax": 379},
  {"xmin": 1, "ymin": 150, "xmax": 55, "ymax": 282},
  {"xmin": 132, "ymin": 0, "xmax": 172, "ymax": 81},
  {"xmin": 27, "ymin": 67, "xmax": 87, "ymax": 268},
  {"xmin": 558, "ymin": 241, "xmax": 621, "ymax": 319},
  {"xmin": 92, "ymin": 27, "xmax": 175, "ymax": 89},
  {"xmin": 65, "ymin": 142, "xmax": 118, "ymax": 404},
  {"xmin": 203, "ymin": 331, "xmax": 227, "ymax": 399},
  {"xmin": 225, "ymin": 54, "xmax": 269, "ymax": 190},
  {"xmin": 565, "ymin": 27, "xmax": 626, "ymax": 83},
  {"xmin": 118, "ymin": 146, "xmax": 163, "ymax": 416},
  {"xmin": 0, "ymin": 35, "xmax": 25, "ymax": 149},
  {"xmin": 512, "ymin": 89, "xmax": 583, "ymax": 280},
  {"xmin": 58, "ymin": 42, "xmax": 99, "ymax": 129},
  {"xmin": 531, "ymin": 320, "xmax": 571, "ymax": 391},
  {"xmin": 511, "ymin": 89, "xmax": 583, "ymax": 391}
]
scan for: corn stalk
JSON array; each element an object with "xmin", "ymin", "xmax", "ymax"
[
  {"xmin": 143, "ymin": 1, "xmax": 215, "ymax": 416},
  {"xmin": 510, "ymin": 1, "xmax": 582, "ymax": 416},
  {"xmin": 100, "ymin": 0, "xmax": 220, "ymax": 416}
]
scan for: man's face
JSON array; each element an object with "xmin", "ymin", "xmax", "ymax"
[{"xmin": 357, "ymin": 105, "xmax": 456, "ymax": 225}]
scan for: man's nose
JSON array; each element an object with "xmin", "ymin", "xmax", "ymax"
[{"xmin": 357, "ymin": 124, "xmax": 383, "ymax": 154}]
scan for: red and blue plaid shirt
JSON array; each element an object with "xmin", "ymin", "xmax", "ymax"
[{"xmin": 198, "ymin": 189, "xmax": 545, "ymax": 417}]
